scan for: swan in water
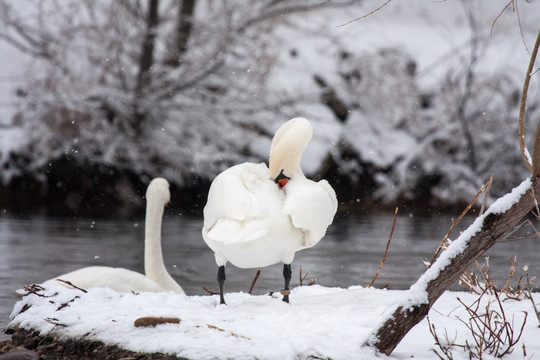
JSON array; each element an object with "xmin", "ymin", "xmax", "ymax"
[
  {"xmin": 44, "ymin": 178, "xmax": 184, "ymax": 293},
  {"xmin": 202, "ymin": 117, "xmax": 337, "ymax": 304}
]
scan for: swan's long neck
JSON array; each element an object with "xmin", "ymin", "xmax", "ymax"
[
  {"xmin": 269, "ymin": 118, "xmax": 312, "ymax": 179},
  {"xmin": 144, "ymin": 198, "xmax": 181, "ymax": 291}
]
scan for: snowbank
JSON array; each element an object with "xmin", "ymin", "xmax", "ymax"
[{"xmin": 8, "ymin": 283, "xmax": 540, "ymax": 359}]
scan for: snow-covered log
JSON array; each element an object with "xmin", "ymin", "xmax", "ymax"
[{"xmin": 366, "ymin": 175, "xmax": 540, "ymax": 355}]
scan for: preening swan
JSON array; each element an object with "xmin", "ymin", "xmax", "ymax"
[
  {"xmin": 44, "ymin": 178, "xmax": 184, "ymax": 294},
  {"xmin": 202, "ymin": 117, "xmax": 337, "ymax": 304}
]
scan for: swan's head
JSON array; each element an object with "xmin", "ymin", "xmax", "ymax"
[
  {"xmin": 269, "ymin": 117, "xmax": 313, "ymax": 189},
  {"xmin": 146, "ymin": 177, "xmax": 170, "ymax": 206}
]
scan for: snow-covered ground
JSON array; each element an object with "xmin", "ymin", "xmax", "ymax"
[{"xmin": 8, "ymin": 283, "xmax": 540, "ymax": 360}]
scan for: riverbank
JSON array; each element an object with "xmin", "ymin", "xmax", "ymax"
[
  {"xmin": 1, "ymin": 327, "xmax": 185, "ymax": 360},
  {"xmin": 4, "ymin": 283, "xmax": 540, "ymax": 359}
]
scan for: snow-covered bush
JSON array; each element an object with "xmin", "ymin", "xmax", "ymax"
[{"xmin": 0, "ymin": 0, "xmax": 538, "ymax": 215}]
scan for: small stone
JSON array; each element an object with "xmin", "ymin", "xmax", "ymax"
[
  {"xmin": 0, "ymin": 349, "xmax": 41, "ymax": 360},
  {"xmin": 134, "ymin": 317, "xmax": 181, "ymax": 327},
  {"xmin": 22, "ymin": 337, "xmax": 39, "ymax": 350}
]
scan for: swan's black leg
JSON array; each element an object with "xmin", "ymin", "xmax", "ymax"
[
  {"xmin": 217, "ymin": 265, "xmax": 226, "ymax": 305},
  {"xmin": 282, "ymin": 263, "xmax": 292, "ymax": 303}
]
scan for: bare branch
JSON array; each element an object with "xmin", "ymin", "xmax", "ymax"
[
  {"xmin": 518, "ymin": 30, "xmax": 540, "ymax": 173},
  {"xmin": 55, "ymin": 279, "xmax": 88, "ymax": 293},
  {"xmin": 248, "ymin": 268, "xmax": 262, "ymax": 295},
  {"xmin": 136, "ymin": 0, "xmax": 160, "ymax": 95},
  {"xmin": 367, "ymin": 207, "xmax": 397, "ymax": 288},
  {"xmin": 429, "ymin": 181, "xmax": 487, "ymax": 268},
  {"xmin": 491, "ymin": 1, "xmax": 529, "ymax": 53},
  {"xmin": 490, "ymin": 1, "xmax": 513, "ymax": 35},
  {"xmin": 513, "ymin": 0, "xmax": 528, "ymax": 54},
  {"xmin": 525, "ymin": 273, "xmax": 540, "ymax": 325},
  {"xmin": 366, "ymin": 176, "xmax": 540, "ymax": 355},
  {"xmin": 480, "ymin": 175, "xmax": 493, "ymax": 215},
  {"xmin": 338, "ymin": 0, "xmax": 393, "ymax": 27},
  {"xmin": 203, "ymin": 286, "xmax": 218, "ymax": 295},
  {"xmin": 164, "ymin": 0, "xmax": 196, "ymax": 67},
  {"xmin": 239, "ymin": 1, "xmax": 355, "ymax": 33}
]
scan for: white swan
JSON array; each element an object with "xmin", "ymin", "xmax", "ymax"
[
  {"xmin": 44, "ymin": 178, "xmax": 184, "ymax": 294},
  {"xmin": 202, "ymin": 117, "xmax": 337, "ymax": 304}
]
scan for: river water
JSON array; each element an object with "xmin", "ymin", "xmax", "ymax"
[{"xmin": 1, "ymin": 212, "xmax": 539, "ymax": 339}]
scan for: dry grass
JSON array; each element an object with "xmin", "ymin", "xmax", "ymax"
[{"xmin": 429, "ymin": 288, "xmax": 528, "ymax": 359}]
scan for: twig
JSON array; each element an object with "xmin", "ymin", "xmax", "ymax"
[
  {"xmin": 427, "ymin": 316, "xmax": 458, "ymax": 360},
  {"xmin": 456, "ymin": 289, "xmax": 528, "ymax": 358},
  {"xmin": 480, "ymin": 175, "xmax": 493, "ymax": 215},
  {"xmin": 299, "ymin": 265, "xmax": 309, "ymax": 286},
  {"xmin": 502, "ymin": 219, "xmax": 540, "ymax": 243},
  {"xmin": 502, "ymin": 256, "xmax": 517, "ymax": 293},
  {"xmin": 207, "ymin": 324, "xmax": 250, "ymax": 340},
  {"xmin": 338, "ymin": 0, "xmax": 392, "ymax": 27},
  {"xmin": 56, "ymin": 297, "xmax": 80, "ymax": 311},
  {"xmin": 429, "ymin": 182, "xmax": 487, "ymax": 267},
  {"xmin": 525, "ymin": 273, "xmax": 540, "ymax": 325},
  {"xmin": 531, "ymin": 186, "xmax": 540, "ymax": 218},
  {"xmin": 299, "ymin": 266, "xmax": 316, "ymax": 286},
  {"xmin": 491, "ymin": 1, "xmax": 529, "ymax": 53},
  {"xmin": 248, "ymin": 268, "xmax": 261, "ymax": 295},
  {"xmin": 45, "ymin": 317, "xmax": 67, "ymax": 327},
  {"xmin": 21, "ymin": 284, "xmax": 47, "ymax": 297},
  {"xmin": 476, "ymin": 257, "xmax": 493, "ymax": 291},
  {"xmin": 367, "ymin": 207, "xmax": 398, "ymax": 288},
  {"xmin": 203, "ymin": 286, "xmax": 218, "ymax": 296},
  {"xmin": 490, "ymin": 0, "xmax": 513, "ymax": 35},
  {"xmin": 518, "ymin": 29, "xmax": 540, "ymax": 173},
  {"xmin": 55, "ymin": 279, "xmax": 88, "ymax": 293},
  {"xmin": 514, "ymin": 0, "xmax": 528, "ymax": 54}
]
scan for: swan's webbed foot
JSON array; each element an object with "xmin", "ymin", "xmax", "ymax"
[
  {"xmin": 282, "ymin": 263, "xmax": 292, "ymax": 303},
  {"xmin": 217, "ymin": 265, "xmax": 226, "ymax": 305}
]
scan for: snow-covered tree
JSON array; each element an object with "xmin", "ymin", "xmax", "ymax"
[{"xmin": 0, "ymin": 0, "xmax": 538, "ymax": 215}]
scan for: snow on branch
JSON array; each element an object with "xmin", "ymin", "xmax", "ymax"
[
  {"xmin": 364, "ymin": 176, "xmax": 539, "ymax": 355},
  {"xmin": 365, "ymin": 27, "xmax": 540, "ymax": 356}
]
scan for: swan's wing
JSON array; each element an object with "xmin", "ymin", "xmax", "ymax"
[
  {"xmin": 205, "ymin": 217, "xmax": 271, "ymax": 244},
  {"xmin": 44, "ymin": 266, "xmax": 166, "ymax": 293},
  {"xmin": 203, "ymin": 162, "xmax": 281, "ymax": 245},
  {"xmin": 203, "ymin": 163, "xmax": 267, "ymax": 227},
  {"xmin": 284, "ymin": 178, "xmax": 338, "ymax": 248}
]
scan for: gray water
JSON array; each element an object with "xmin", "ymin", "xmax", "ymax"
[{"xmin": 2, "ymin": 212, "xmax": 539, "ymax": 339}]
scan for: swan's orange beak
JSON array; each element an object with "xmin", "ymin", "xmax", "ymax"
[{"xmin": 274, "ymin": 170, "xmax": 290, "ymax": 189}]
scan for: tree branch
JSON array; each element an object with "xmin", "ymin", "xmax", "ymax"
[
  {"xmin": 238, "ymin": 1, "xmax": 355, "ymax": 33},
  {"xmin": 165, "ymin": 0, "xmax": 196, "ymax": 67},
  {"xmin": 367, "ymin": 207, "xmax": 397, "ymax": 288},
  {"xmin": 338, "ymin": 0, "xmax": 392, "ymax": 27},
  {"xmin": 518, "ymin": 30, "xmax": 540, "ymax": 173},
  {"xmin": 136, "ymin": 0, "xmax": 160, "ymax": 95},
  {"xmin": 365, "ymin": 176, "xmax": 540, "ymax": 355}
]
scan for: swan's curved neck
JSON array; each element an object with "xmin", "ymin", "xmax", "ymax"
[
  {"xmin": 269, "ymin": 118, "xmax": 312, "ymax": 179},
  {"xmin": 144, "ymin": 198, "xmax": 179, "ymax": 290},
  {"xmin": 144, "ymin": 198, "xmax": 165, "ymax": 278}
]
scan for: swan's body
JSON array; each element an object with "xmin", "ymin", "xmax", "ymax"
[
  {"xmin": 44, "ymin": 178, "xmax": 184, "ymax": 294},
  {"xmin": 202, "ymin": 117, "xmax": 337, "ymax": 304},
  {"xmin": 45, "ymin": 266, "xmax": 167, "ymax": 292}
]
